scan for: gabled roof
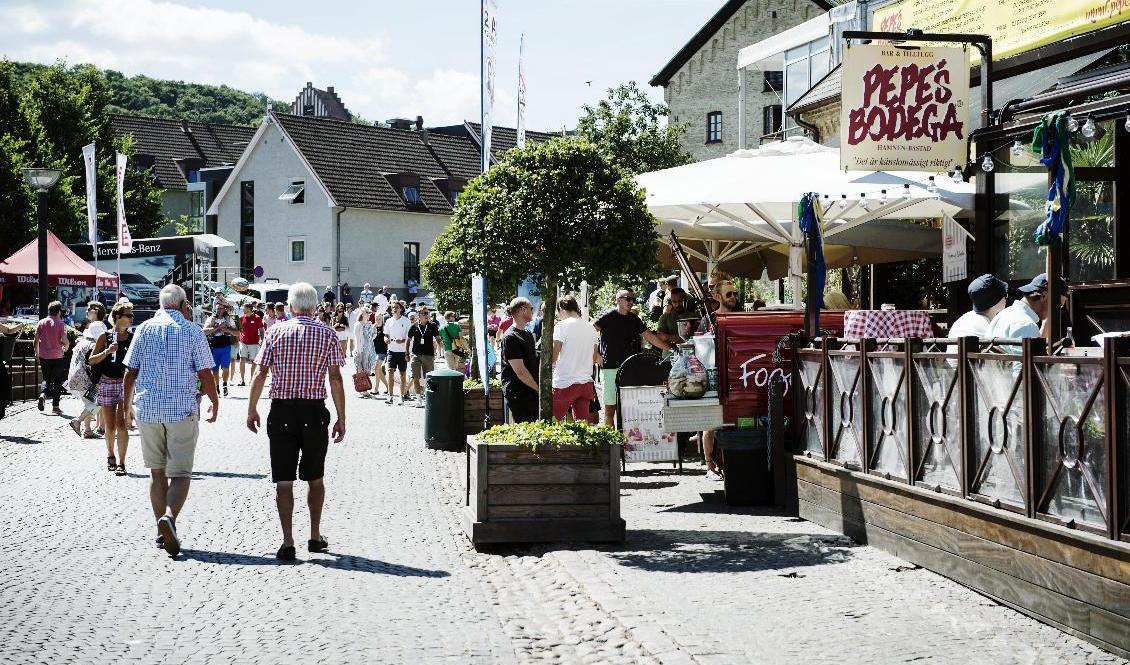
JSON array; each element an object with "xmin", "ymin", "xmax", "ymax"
[
  {"xmin": 430, "ymin": 122, "xmax": 560, "ymax": 165},
  {"xmin": 111, "ymin": 115, "xmax": 256, "ymax": 189},
  {"xmin": 272, "ymin": 112, "xmax": 453, "ymax": 213},
  {"xmin": 289, "ymin": 83, "xmax": 352, "ymax": 122},
  {"xmin": 420, "ymin": 131, "xmax": 482, "ymax": 181},
  {"xmin": 649, "ymin": 0, "xmax": 833, "ymax": 87}
]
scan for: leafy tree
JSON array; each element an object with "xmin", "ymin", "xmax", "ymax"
[
  {"xmin": 576, "ymin": 81, "xmax": 692, "ymax": 175},
  {"xmin": 444, "ymin": 137, "xmax": 659, "ymax": 419}
]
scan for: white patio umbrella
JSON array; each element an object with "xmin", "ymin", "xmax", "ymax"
[{"xmin": 636, "ymin": 136, "xmax": 969, "ymax": 307}]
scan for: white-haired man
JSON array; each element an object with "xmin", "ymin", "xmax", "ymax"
[
  {"xmin": 124, "ymin": 284, "xmax": 219, "ymax": 557},
  {"xmin": 247, "ymin": 282, "xmax": 346, "ymax": 561}
]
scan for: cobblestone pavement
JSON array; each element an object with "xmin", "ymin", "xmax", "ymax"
[{"xmin": 0, "ymin": 378, "xmax": 1124, "ymax": 665}]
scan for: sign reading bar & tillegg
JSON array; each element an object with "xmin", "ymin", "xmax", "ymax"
[{"xmin": 840, "ymin": 44, "xmax": 970, "ymax": 172}]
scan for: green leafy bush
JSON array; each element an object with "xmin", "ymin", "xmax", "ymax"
[
  {"xmin": 479, "ymin": 420, "xmax": 625, "ymax": 454},
  {"xmin": 463, "ymin": 377, "xmax": 501, "ymax": 390}
]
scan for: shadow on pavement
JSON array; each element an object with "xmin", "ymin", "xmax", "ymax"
[
  {"xmin": 307, "ymin": 552, "xmax": 451, "ymax": 577},
  {"xmin": 620, "ymin": 481, "xmax": 679, "ymax": 490},
  {"xmin": 192, "ymin": 471, "xmax": 268, "ymax": 480},
  {"xmin": 657, "ymin": 494, "xmax": 785, "ymax": 516},
  {"xmin": 604, "ymin": 529, "xmax": 856, "ymax": 574},
  {"xmin": 0, "ymin": 435, "xmax": 40, "ymax": 445}
]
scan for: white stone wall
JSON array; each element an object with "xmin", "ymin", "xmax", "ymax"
[
  {"xmin": 215, "ymin": 120, "xmax": 334, "ymax": 287},
  {"xmin": 338, "ymin": 209, "xmax": 450, "ymax": 299},
  {"xmin": 661, "ymin": 0, "xmax": 818, "ymax": 161}
]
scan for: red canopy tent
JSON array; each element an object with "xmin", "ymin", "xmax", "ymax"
[{"xmin": 0, "ymin": 230, "xmax": 118, "ymax": 289}]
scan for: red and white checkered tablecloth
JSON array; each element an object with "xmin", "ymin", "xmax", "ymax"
[{"xmin": 842, "ymin": 309, "xmax": 933, "ymax": 340}]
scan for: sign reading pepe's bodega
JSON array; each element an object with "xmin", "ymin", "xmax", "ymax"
[{"xmin": 840, "ymin": 44, "xmax": 971, "ymax": 172}]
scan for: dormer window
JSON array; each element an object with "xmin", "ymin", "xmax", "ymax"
[
  {"xmin": 386, "ymin": 172, "xmax": 424, "ymax": 207},
  {"xmin": 402, "ymin": 185, "xmax": 421, "ymax": 204},
  {"xmin": 431, "ymin": 176, "xmax": 466, "ymax": 208},
  {"xmin": 279, "ymin": 179, "xmax": 305, "ymax": 204}
]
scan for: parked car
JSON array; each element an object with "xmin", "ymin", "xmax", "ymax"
[{"xmin": 116, "ymin": 273, "xmax": 161, "ymax": 307}]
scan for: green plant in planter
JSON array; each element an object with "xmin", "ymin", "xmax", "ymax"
[
  {"xmin": 463, "ymin": 377, "xmax": 501, "ymax": 390},
  {"xmin": 479, "ymin": 420, "xmax": 625, "ymax": 454}
]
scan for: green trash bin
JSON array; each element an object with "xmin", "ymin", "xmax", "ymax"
[{"xmin": 424, "ymin": 368, "xmax": 466, "ymax": 451}]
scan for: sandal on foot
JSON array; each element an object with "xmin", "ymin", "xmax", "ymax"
[
  {"xmin": 115, "ymin": 463, "xmax": 126, "ymax": 477},
  {"xmin": 107, "ymin": 456, "xmax": 117, "ymax": 472},
  {"xmin": 276, "ymin": 544, "xmax": 296, "ymax": 561},
  {"xmin": 308, "ymin": 537, "xmax": 329, "ymax": 553},
  {"xmin": 69, "ymin": 420, "xmax": 82, "ymax": 437}
]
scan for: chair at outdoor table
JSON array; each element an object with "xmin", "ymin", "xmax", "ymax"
[{"xmin": 842, "ymin": 308, "xmax": 934, "ymax": 340}]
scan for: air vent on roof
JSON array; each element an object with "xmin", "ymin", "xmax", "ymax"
[{"xmin": 386, "ymin": 118, "xmax": 414, "ymax": 130}]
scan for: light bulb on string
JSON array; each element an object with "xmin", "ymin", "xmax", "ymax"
[
  {"xmin": 1081, "ymin": 116, "xmax": 1097, "ymax": 139},
  {"xmin": 927, "ymin": 176, "xmax": 937, "ymax": 193},
  {"xmin": 1012, "ymin": 140, "xmax": 1024, "ymax": 157},
  {"xmin": 1124, "ymin": 114, "xmax": 1130, "ymax": 133},
  {"xmin": 902, "ymin": 183, "xmax": 912, "ymax": 200},
  {"xmin": 981, "ymin": 153, "xmax": 995, "ymax": 173},
  {"xmin": 951, "ymin": 166, "xmax": 964, "ymax": 184},
  {"xmin": 840, "ymin": 194, "xmax": 848, "ymax": 208},
  {"xmin": 859, "ymin": 192, "xmax": 869, "ymax": 211},
  {"xmin": 1067, "ymin": 116, "xmax": 1079, "ymax": 133},
  {"xmin": 880, "ymin": 189, "xmax": 888, "ymax": 204}
]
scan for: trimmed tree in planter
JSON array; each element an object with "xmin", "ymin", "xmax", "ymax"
[{"xmin": 436, "ymin": 137, "xmax": 659, "ymax": 419}]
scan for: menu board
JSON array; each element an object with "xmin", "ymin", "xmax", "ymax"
[
  {"xmin": 875, "ymin": 0, "xmax": 1130, "ymax": 61},
  {"xmin": 619, "ymin": 385, "xmax": 679, "ymax": 463}
]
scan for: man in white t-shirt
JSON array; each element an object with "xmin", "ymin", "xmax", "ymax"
[
  {"xmin": 551, "ymin": 295, "xmax": 600, "ymax": 422},
  {"xmin": 383, "ymin": 301, "xmax": 412, "ymax": 404},
  {"xmin": 949, "ymin": 274, "xmax": 1008, "ymax": 340}
]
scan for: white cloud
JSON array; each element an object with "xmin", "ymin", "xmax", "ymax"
[
  {"xmin": 0, "ymin": 0, "xmax": 385, "ymax": 103},
  {"xmin": 350, "ymin": 67, "xmax": 514, "ymax": 127}
]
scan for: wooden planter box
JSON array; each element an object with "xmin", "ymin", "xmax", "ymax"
[
  {"xmin": 463, "ymin": 439, "xmax": 625, "ymax": 545},
  {"xmin": 7, "ymin": 358, "xmax": 42, "ymax": 401},
  {"xmin": 463, "ymin": 388, "xmax": 504, "ymax": 435}
]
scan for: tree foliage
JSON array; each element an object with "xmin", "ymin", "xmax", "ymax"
[
  {"xmin": 576, "ymin": 81, "xmax": 692, "ymax": 175},
  {"xmin": 434, "ymin": 137, "xmax": 660, "ymax": 419},
  {"xmin": 0, "ymin": 60, "xmax": 164, "ymax": 261}
]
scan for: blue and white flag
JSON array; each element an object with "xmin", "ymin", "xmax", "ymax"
[
  {"xmin": 471, "ymin": 274, "xmax": 490, "ymax": 393},
  {"xmin": 481, "ymin": 0, "xmax": 498, "ymax": 172},
  {"xmin": 82, "ymin": 143, "xmax": 98, "ymax": 246},
  {"xmin": 516, "ymin": 33, "xmax": 526, "ymax": 148},
  {"xmin": 116, "ymin": 152, "xmax": 132, "ymax": 254}
]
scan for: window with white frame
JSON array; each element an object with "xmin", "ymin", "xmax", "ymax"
[
  {"xmin": 783, "ymin": 37, "xmax": 830, "ymax": 107},
  {"xmin": 289, "ymin": 238, "xmax": 306, "ymax": 263},
  {"xmin": 279, "ymin": 179, "xmax": 305, "ymax": 205}
]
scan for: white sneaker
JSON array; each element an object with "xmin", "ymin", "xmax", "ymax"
[
  {"xmin": 705, "ymin": 470, "xmax": 724, "ymax": 481},
  {"xmin": 415, "ymin": 400, "xmax": 425, "ymax": 408}
]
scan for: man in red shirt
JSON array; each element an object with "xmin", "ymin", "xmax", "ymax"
[
  {"xmin": 34, "ymin": 301, "xmax": 70, "ymax": 415},
  {"xmin": 247, "ymin": 283, "xmax": 346, "ymax": 561},
  {"xmin": 237, "ymin": 302, "xmax": 265, "ymax": 387}
]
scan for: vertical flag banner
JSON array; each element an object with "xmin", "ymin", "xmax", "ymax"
[
  {"xmin": 481, "ymin": 0, "xmax": 498, "ymax": 173},
  {"xmin": 115, "ymin": 152, "xmax": 132, "ymax": 254},
  {"xmin": 82, "ymin": 143, "xmax": 98, "ymax": 246},
  {"xmin": 471, "ymin": 274, "xmax": 490, "ymax": 393},
  {"xmin": 516, "ymin": 33, "xmax": 527, "ymax": 149}
]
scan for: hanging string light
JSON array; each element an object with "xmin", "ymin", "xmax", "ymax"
[
  {"xmin": 951, "ymin": 166, "xmax": 964, "ymax": 183},
  {"xmin": 1081, "ymin": 116, "xmax": 1097, "ymax": 139},
  {"xmin": 1124, "ymin": 114, "xmax": 1130, "ymax": 133},
  {"xmin": 927, "ymin": 176, "xmax": 938, "ymax": 193},
  {"xmin": 902, "ymin": 183, "xmax": 912, "ymax": 199},
  {"xmin": 981, "ymin": 153, "xmax": 995, "ymax": 173},
  {"xmin": 1012, "ymin": 140, "xmax": 1024, "ymax": 157},
  {"xmin": 1067, "ymin": 116, "xmax": 1079, "ymax": 133},
  {"xmin": 858, "ymin": 192, "xmax": 869, "ymax": 211},
  {"xmin": 879, "ymin": 189, "xmax": 888, "ymax": 204}
]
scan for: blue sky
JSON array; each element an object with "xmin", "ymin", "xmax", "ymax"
[{"xmin": 0, "ymin": 0, "xmax": 723, "ymax": 129}]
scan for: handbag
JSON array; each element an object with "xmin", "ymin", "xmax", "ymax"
[{"xmin": 352, "ymin": 370, "xmax": 372, "ymax": 393}]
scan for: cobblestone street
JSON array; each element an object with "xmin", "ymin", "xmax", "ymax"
[{"xmin": 0, "ymin": 383, "xmax": 1124, "ymax": 665}]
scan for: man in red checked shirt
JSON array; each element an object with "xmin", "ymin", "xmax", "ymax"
[{"xmin": 246, "ymin": 282, "xmax": 346, "ymax": 561}]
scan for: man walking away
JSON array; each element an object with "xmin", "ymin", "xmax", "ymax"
[
  {"xmin": 500, "ymin": 297, "xmax": 539, "ymax": 423},
  {"xmin": 247, "ymin": 282, "xmax": 346, "ymax": 561},
  {"xmin": 594, "ymin": 289, "xmax": 670, "ymax": 427},
  {"xmin": 552, "ymin": 295, "xmax": 599, "ymax": 422},
  {"xmin": 35, "ymin": 301, "xmax": 70, "ymax": 415},
  {"xmin": 123, "ymin": 285, "xmax": 218, "ymax": 557},
  {"xmin": 237, "ymin": 303, "xmax": 264, "ymax": 386}
]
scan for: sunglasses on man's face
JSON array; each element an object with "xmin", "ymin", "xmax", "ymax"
[
  {"xmin": 721, "ymin": 291, "xmax": 737, "ymax": 298},
  {"xmin": 618, "ymin": 296, "xmax": 636, "ymax": 303}
]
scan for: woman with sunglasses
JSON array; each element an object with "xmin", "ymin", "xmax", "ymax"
[{"xmin": 89, "ymin": 301, "xmax": 134, "ymax": 475}]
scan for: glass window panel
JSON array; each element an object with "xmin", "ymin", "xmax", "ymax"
[
  {"xmin": 1069, "ymin": 180, "xmax": 1115, "ymax": 282},
  {"xmin": 993, "ymin": 171, "xmax": 1047, "ymax": 281},
  {"xmin": 785, "ymin": 44, "xmax": 809, "ymax": 61},
  {"xmin": 913, "ymin": 357, "xmax": 961, "ymax": 491},
  {"xmin": 809, "ymin": 36, "xmax": 829, "ymax": 54},
  {"xmin": 1037, "ymin": 363, "xmax": 1106, "ymax": 528},
  {"xmin": 785, "ymin": 59, "xmax": 809, "ymax": 106},
  {"xmin": 869, "ymin": 356, "xmax": 907, "ymax": 479},
  {"xmin": 810, "ymin": 50, "xmax": 830, "ymax": 86},
  {"xmin": 829, "ymin": 354, "xmax": 863, "ymax": 466}
]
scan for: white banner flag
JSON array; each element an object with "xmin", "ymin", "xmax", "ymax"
[
  {"xmin": 481, "ymin": 0, "xmax": 498, "ymax": 173},
  {"xmin": 471, "ymin": 274, "xmax": 490, "ymax": 393},
  {"xmin": 516, "ymin": 33, "xmax": 526, "ymax": 149},
  {"xmin": 942, "ymin": 213, "xmax": 970, "ymax": 283},
  {"xmin": 82, "ymin": 143, "xmax": 98, "ymax": 246},
  {"xmin": 115, "ymin": 152, "xmax": 132, "ymax": 254}
]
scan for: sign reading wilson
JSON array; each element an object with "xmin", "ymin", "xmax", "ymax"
[{"xmin": 840, "ymin": 44, "xmax": 970, "ymax": 172}]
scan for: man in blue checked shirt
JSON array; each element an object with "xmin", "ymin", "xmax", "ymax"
[{"xmin": 124, "ymin": 284, "xmax": 219, "ymax": 558}]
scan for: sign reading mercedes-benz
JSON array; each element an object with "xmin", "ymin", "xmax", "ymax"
[{"xmin": 840, "ymin": 44, "xmax": 970, "ymax": 172}]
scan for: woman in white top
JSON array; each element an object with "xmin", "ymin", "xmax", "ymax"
[{"xmin": 551, "ymin": 294, "xmax": 601, "ymax": 423}]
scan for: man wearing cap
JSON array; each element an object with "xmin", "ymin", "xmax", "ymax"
[
  {"xmin": 987, "ymin": 273, "xmax": 1068, "ymax": 344},
  {"xmin": 950, "ymin": 274, "xmax": 1009, "ymax": 339}
]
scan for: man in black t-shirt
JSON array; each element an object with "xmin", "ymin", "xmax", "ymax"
[
  {"xmin": 594, "ymin": 289, "xmax": 670, "ymax": 427},
  {"xmin": 500, "ymin": 297, "xmax": 539, "ymax": 423},
  {"xmin": 407, "ymin": 305, "xmax": 441, "ymax": 406}
]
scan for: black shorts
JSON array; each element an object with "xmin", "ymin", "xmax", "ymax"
[
  {"xmin": 267, "ymin": 400, "xmax": 330, "ymax": 482},
  {"xmin": 387, "ymin": 351, "xmax": 408, "ymax": 372},
  {"xmin": 503, "ymin": 384, "xmax": 539, "ymax": 423}
]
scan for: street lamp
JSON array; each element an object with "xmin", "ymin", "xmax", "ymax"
[{"xmin": 22, "ymin": 168, "xmax": 62, "ymax": 319}]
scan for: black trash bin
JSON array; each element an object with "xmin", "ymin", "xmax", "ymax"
[
  {"xmin": 716, "ymin": 428, "xmax": 774, "ymax": 506},
  {"xmin": 424, "ymin": 368, "xmax": 466, "ymax": 451}
]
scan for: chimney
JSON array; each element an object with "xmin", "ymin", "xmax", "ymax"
[
  {"xmin": 327, "ymin": 86, "xmax": 335, "ymax": 95},
  {"xmin": 415, "ymin": 115, "xmax": 423, "ymax": 131}
]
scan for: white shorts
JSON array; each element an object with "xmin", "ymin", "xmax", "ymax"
[
  {"xmin": 337, "ymin": 330, "xmax": 351, "ymax": 341},
  {"xmin": 238, "ymin": 343, "xmax": 259, "ymax": 360}
]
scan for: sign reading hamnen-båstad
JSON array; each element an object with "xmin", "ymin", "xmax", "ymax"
[{"xmin": 840, "ymin": 44, "xmax": 970, "ymax": 172}]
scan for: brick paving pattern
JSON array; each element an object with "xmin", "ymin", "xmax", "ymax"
[{"xmin": 0, "ymin": 380, "xmax": 1123, "ymax": 664}]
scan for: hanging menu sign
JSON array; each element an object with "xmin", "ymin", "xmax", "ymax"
[
  {"xmin": 875, "ymin": 0, "xmax": 1130, "ymax": 62},
  {"xmin": 840, "ymin": 43, "xmax": 970, "ymax": 171}
]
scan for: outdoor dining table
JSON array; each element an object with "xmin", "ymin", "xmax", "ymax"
[{"xmin": 842, "ymin": 308, "xmax": 933, "ymax": 340}]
